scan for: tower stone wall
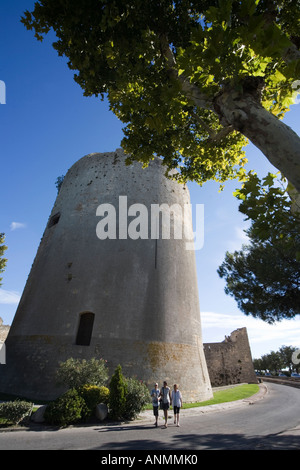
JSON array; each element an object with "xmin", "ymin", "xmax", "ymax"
[{"xmin": 0, "ymin": 150, "xmax": 212, "ymax": 402}]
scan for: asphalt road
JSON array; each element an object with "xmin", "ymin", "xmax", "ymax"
[{"xmin": 0, "ymin": 383, "xmax": 299, "ymax": 451}]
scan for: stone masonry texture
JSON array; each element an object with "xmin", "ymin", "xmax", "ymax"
[{"xmin": 204, "ymin": 327, "xmax": 257, "ymax": 387}]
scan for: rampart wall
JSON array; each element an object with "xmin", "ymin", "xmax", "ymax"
[
  {"xmin": 204, "ymin": 327, "xmax": 257, "ymax": 387},
  {"xmin": 0, "ymin": 318, "xmax": 9, "ymax": 342}
]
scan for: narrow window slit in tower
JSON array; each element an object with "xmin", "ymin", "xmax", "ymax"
[
  {"xmin": 47, "ymin": 212, "xmax": 61, "ymax": 228},
  {"xmin": 76, "ymin": 312, "xmax": 95, "ymax": 346}
]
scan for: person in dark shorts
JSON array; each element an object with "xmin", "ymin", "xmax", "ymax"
[
  {"xmin": 151, "ymin": 382, "xmax": 160, "ymax": 427},
  {"xmin": 171, "ymin": 384, "xmax": 183, "ymax": 426},
  {"xmin": 160, "ymin": 381, "xmax": 172, "ymax": 428}
]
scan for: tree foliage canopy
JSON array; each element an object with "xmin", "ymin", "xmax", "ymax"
[
  {"xmin": 218, "ymin": 173, "xmax": 300, "ymax": 323},
  {"xmin": 22, "ymin": 0, "xmax": 300, "ymax": 190}
]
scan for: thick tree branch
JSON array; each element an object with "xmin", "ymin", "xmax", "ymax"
[
  {"xmin": 208, "ymin": 125, "xmax": 235, "ymax": 143},
  {"xmin": 191, "ymin": 110, "xmax": 234, "ymax": 142},
  {"xmin": 282, "ymin": 42, "xmax": 300, "ymax": 64},
  {"xmin": 214, "ymin": 86, "xmax": 300, "ymax": 193},
  {"xmin": 159, "ymin": 33, "xmax": 213, "ymax": 110}
]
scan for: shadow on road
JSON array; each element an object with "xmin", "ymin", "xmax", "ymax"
[{"xmin": 91, "ymin": 427, "xmax": 300, "ymax": 450}]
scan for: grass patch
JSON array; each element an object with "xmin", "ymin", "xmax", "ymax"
[
  {"xmin": 183, "ymin": 384, "xmax": 259, "ymax": 409},
  {"xmin": 145, "ymin": 383, "xmax": 259, "ymax": 410}
]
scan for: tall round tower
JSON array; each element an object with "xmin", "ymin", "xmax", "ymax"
[{"xmin": 0, "ymin": 150, "xmax": 212, "ymax": 401}]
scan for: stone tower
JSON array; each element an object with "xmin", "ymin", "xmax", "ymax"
[{"xmin": 0, "ymin": 150, "xmax": 212, "ymax": 401}]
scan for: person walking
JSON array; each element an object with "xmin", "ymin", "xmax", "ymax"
[
  {"xmin": 160, "ymin": 381, "xmax": 172, "ymax": 428},
  {"xmin": 172, "ymin": 384, "xmax": 183, "ymax": 426},
  {"xmin": 151, "ymin": 383, "xmax": 160, "ymax": 427}
]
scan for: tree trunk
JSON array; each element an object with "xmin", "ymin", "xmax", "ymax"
[{"xmin": 214, "ymin": 88, "xmax": 300, "ymax": 193}]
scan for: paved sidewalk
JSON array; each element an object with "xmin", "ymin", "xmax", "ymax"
[{"xmin": 136, "ymin": 383, "xmax": 268, "ymax": 424}]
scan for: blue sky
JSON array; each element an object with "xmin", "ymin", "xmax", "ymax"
[{"xmin": 1, "ymin": 1, "xmax": 300, "ymax": 359}]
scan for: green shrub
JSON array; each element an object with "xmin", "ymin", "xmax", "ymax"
[
  {"xmin": 109, "ymin": 365, "xmax": 128, "ymax": 420},
  {"xmin": 55, "ymin": 357, "xmax": 109, "ymax": 389},
  {"xmin": 97, "ymin": 385, "xmax": 110, "ymax": 405},
  {"xmin": 108, "ymin": 366, "xmax": 151, "ymax": 421},
  {"xmin": 78, "ymin": 384, "xmax": 110, "ymax": 420},
  {"xmin": 44, "ymin": 389, "xmax": 87, "ymax": 427},
  {"xmin": 0, "ymin": 400, "xmax": 33, "ymax": 425},
  {"xmin": 124, "ymin": 378, "xmax": 151, "ymax": 420}
]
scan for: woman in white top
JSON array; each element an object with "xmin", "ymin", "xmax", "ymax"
[
  {"xmin": 171, "ymin": 384, "xmax": 183, "ymax": 426},
  {"xmin": 160, "ymin": 381, "xmax": 172, "ymax": 428}
]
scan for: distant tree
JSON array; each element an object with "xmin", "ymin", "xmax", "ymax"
[
  {"xmin": 278, "ymin": 345, "xmax": 298, "ymax": 373},
  {"xmin": 253, "ymin": 345, "xmax": 299, "ymax": 374},
  {"xmin": 253, "ymin": 355, "xmax": 271, "ymax": 373},
  {"xmin": 21, "ymin": 1, "xmax": 300, "ymax": 192},
  {"xmin": 0, "ymin": 233, "xmax": 8, "ymax": 286},
  {"xmin": 264, "ymin": 350, "xmax": 283, "ymax": 373},
  {"xmin": 260, "ymin": 355, "xmax": 271, "ymax": 373},
  {"xmin": 253, "ymin": 358, "xmax": 264, "ymax": 374},
  {"xmin": 218, "ymin": 172, "xmax": 300, "ymax": 323}
]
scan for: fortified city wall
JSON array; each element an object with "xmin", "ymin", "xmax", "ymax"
[{"xmin": 204, "ymin": 327, "xmax": 257, "ymax": 386}]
